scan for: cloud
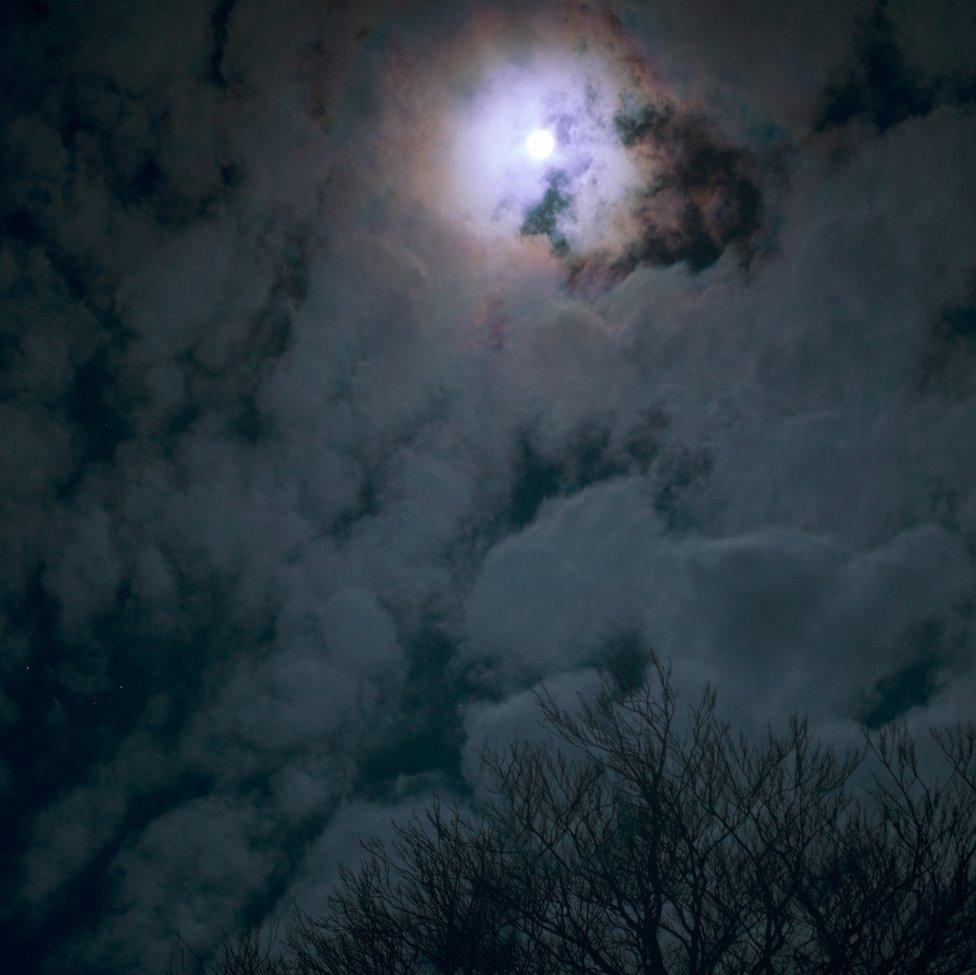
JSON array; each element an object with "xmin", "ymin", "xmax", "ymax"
[
  {"xmin": 71, "ymin": 795, "xmax": 279, "ymax": 974},
  {"xmin": 622, "ymin": 0, "xmax": 871, "ymax": 126},
  {"xmin": 814, "ymin": 1, "xmax": 976, "ymax": 134},
  {"xmin": 464, "ymin": 478, "xmax": 970, "ymax": 725},
  {"xmin": 460, "ymin": 667, "xmax": 605, "ymax": 789},
  {"xmin": 1, "ymin": 0, "xmax": 975, "ymax": 971}
]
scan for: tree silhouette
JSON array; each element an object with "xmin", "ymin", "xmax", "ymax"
[{"xmin": 174, "ymin": 652, "xmax": 976, "ymax": 974}]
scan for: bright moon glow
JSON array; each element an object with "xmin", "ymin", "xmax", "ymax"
[
  {"xmin": 526, "ymin": 128, "xmax": 555, "ymax": 159},
  {"xmin": 441, "ymin": 55, "xmax": 643, "ymax": 252}
]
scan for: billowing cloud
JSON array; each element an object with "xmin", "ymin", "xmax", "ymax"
[{"xmin": 1, "ymin": 0, "xmax": 975, "ymax": 971}]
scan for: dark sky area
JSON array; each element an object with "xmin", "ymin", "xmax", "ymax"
[{"xmin": 1, "ymin": 0, "xmax": 975, "ymax": 971}]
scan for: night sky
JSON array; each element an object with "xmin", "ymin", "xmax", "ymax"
[{"xmin": 2, "ymin": 0, "xmax": 976, "ymax": 971}]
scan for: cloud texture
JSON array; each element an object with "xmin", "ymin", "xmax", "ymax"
[{"xmin": 1, "ymin": 0, "xmax": 975, "ymax": 971}]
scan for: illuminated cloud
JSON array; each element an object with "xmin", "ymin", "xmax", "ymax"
[
  {"xmin": 1, "ymin": 0, "xmax": 975, "ymax": 971},
  {"xmin": 406, "ymin": 5, "xmax": 768, "ymax": 291}
]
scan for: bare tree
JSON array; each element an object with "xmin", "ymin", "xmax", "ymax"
[
  {"xmin": 173, "ymin": 651, "xmax": 976, "ymax": 974},
  {"xmin": 169, "ymin": 923, "xmax": 288, "ymax": 975}
]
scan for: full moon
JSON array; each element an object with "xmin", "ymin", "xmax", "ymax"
[{"xmin": 526, "ymin": 128, "xmax": 555, "ymax": 159}]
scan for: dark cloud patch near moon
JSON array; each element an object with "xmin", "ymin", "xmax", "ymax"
[
  {"xmin": 518, "ymin": 94, "xmax": 767, "ymax": 292},
  {"xmin": 520, "ymin": 171, "xmax": 573, "ymax": 257},
  {"xmin": 611, "ymin": 105, "xmax": 764, "ymax": 274}
]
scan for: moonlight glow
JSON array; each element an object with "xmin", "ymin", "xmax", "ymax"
[
  {"xmin": 441, "ymin": 52, "xmax": 644, "ymax": 255},
  {"xmin": 527, "ymin": 128, "xmax": 555, "ymax": 159}
]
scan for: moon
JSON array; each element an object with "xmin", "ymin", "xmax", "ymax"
[{"xmin": 526, "ymin": 128, "xmax": 555, "ymax": 160}]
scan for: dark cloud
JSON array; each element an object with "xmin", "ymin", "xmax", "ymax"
[
  {"xmin": 858, "ymin": 618, "xmax": 946, "ymax": 729},
  {"xmin": 506, "ymin": 417, "xmax": 657, "ymax": 531},
  {"xmin": 651, "ymin": 445, "xmax": 713, "ymax": 533},
  {"xmin": 611, "ymin": 104, "xmax": 764, "ymax": 273},
  {"xmin": 359, "ymin": 622, "xmax": 471, "ymax": 792},
  {"xmin": 518, "ymin": 94, "xmax": 767, "ymax": 291},
  {"xmin": 208, "ymin": 0, "xmax": 237, "ymax": 88},
  {"xmin": 816, "ymin": 2, "xmax": 934, "ymax": 133},
  {"xmin": 519, "ymin": 171, "xmax": 573, "ymax": 257},
  {"xmin": 815, "ymin": 0, "xmax": 976, "ymax": 133},
  {"xmin": 918, "ymin": 281, "xmax": 976, "ymax": 397}
]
